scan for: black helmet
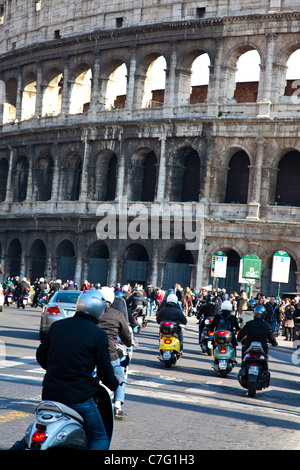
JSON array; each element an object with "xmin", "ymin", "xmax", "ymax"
[
  {"xmin": 247, "ymin": 299, "xmax": 257, "ymax": 310},
  {"xmin": 76, "ymin": 290, "xmax": 106, "ymax": 322},
  {"xmin": 254, "ymin": 305, "xmax": 266, "ymax": 319}
]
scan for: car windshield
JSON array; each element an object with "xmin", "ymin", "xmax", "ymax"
[{"xmin": 53, "ymin": 292, "xmax": 81, "ymax": 304}]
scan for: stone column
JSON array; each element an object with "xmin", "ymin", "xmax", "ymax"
[
  {"xmin": 15, "ymin": 68, "xmax": 23, "ymax": 122},
  {"xmin": 35, "ymin": 61, "xmax": 43, "ymax": 117},
  {"xmin": 126, "ymin": 46, "xmax": 137, "ymax": 111},
  {"xmin": 50, "ymin": 144, "xmax": 60, "ymax": 202},
  {"xmin": 61, "ymin": 57, "xmax": 70, "ymax": 116},
  {"xmin": 247, "ymin": 137, "xmax": 266, "ymax": 219},
  {"xmin": 26, "ymin": 153, "xmax": 34, "ymax": 202},
  {"xmin": 5, "ymin": 146, "xmax": 14, "ymax": 203},
  {"xmin": 89, "ymin": 53, "xmax": 101, "ymax": 119},
  {"xmin": 163, "ymin": 42, "xmax": 177, "ymax": 110},
  {"xmin": 155, "ymin": 132, "xmax": 167, "ymax": 202},
  {"xmin": 80, "ymin": 131, "xmax": 91, "ymax": 202}
]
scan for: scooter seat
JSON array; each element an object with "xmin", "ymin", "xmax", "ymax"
[
  {"xmin": 59, "ymin": 403, "xmax": 84, "ymax": 423},
  {"xmin": 37, "ymin": 401, "xmax": 84, "ymax": 423}
]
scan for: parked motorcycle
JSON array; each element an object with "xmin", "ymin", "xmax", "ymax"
[
  {"xmin": 212, "ymin": 330, "xmax": 236, "ymax": 377},
  {"xmin": 238, "ymin": 341, "xmax": 270, "ymax": 397},
  {"xmin": 158, "ymin": 321, "xmax": 181, "ymax": 368},
  {"xmin": 199, "ymin": 316, "xmax": 214, "ymax": 356},
  {"xmin": 19, "ymin": 382, "xmax": 113, "ymax": 450},
  {"xmin": 132, "ymin": 306, "xmax": 147, "ymax": 329}
]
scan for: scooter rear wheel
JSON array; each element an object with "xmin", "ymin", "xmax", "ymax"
[
  {"xmin": 248, "ymin": 382, "xmax": 257, "ymax": 398},
  {"xmin": 164, "ymin": 359, "xmax": 172, "ymax": 368}
]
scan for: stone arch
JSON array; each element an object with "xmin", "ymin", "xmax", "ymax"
[
  {"xmin": 162, "ymin": 243, "xmax": 194, "ymax": 289},
  {"xmin": 7, "ymin": 238, "xmax": 22, "ymax": 277},
  {"xmin": 3, "ymin": 77, "xmax": 17, "ymax": 123},
  {"xmin": 140, "ymin": 53, "xmax": 167, "ymax": 108},
  {"xmin": 29, "ymin": 239, "xmax": 47, "ymax": 282},
  {"xmin": 34, "ymin": 153, "xmax": 54, "ymax": 201},
  {"xmin": 13, "ymin": 155, "xmax": 29, "ymax": 202},
  {"xmin": 69, "ymin": 63, "xmax": 92, "ymax": 114},
  {"xmin": 275, "ymin": 150, "xmax": 300, "ymax": 206},
  {"xmin": 42, "ymin": 67, "xmax": 63, "ymax": 116},
  {"xmin": 123, "ymin": 243, "xmax": 149, "ymax": 285},
  {"xmin": 128, "ymin": 148, "xmax": 157, "ymax": 202},
  {"xmin": 21, "ymin": 72, "xmax": 37, "ymax": 120},
  {"xmin": 56, "ymin": 239, "xmax": 75, "ymax": 282},
  {"xmin": 94, "ymin": 150, "xmax": 117, "ymax": 201},
  {"xmin": 104, "ymin": 59, "xmax": 128, "ymax": 110},
  {"xmin": 87, "ymin": 240, "xmax": 109, "ymax": 285},
  {"xmin": 61, "ymin": 152, "xmax": 82, "ymax": 201},
  {"xmin": 224, "ymin": 150, "xmax": 250, "ymax": 204},
  {"xmin": 168, "ymin": 146, "xmax": 201, "ymax": 202},
  {"xmin": 208, "ymin": 248, "xmax": 241, "ymax": 293}
]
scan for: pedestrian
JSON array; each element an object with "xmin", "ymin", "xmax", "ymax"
[
  {"xmin": 183, "ymin": 287, "xmax": 194, "ymax": 316},
  {"xmin": 237, "ymin": 290, "xmax": 249, "ymax": 318},
  {"xmin": 283, "ymin": 299, "xmax": 295, "ymax": 341},
  {"xmin": 265, "ymin": 296, "xmax": 280, "ymax": 333},
  {"xmin": 98, "ymin": 286, "xmax": 132, "ymax": 420}
]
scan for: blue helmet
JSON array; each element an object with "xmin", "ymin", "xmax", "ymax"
[{"xmin": 254, "ymin": 305, "xmax": 266, "ymax": 319}]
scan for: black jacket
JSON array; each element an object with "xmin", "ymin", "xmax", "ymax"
[
  {"xmin": 156, "ymin": 303, "xmax": 187, "ymax": 326},
  {"xmin": 126, "ymin": 291, "xmax": 147, "ymax": 310},
  {"xmin": 210, "ymin": 310, "xmax": 240, "ymax": 345},
  {"xmin": 98, "ymin": 306, "xmax": 132, "ymax": 361},
  {"xmin": 237, "ymin": 317, "xmax": 278, "ymax": 352},
  {"xmin": 265, "ymin": 301, "xmax": 280, "ymax": 324},
  {"xmin": 36, "ymin": 313, "xmax": 119, "ymax": 405}
]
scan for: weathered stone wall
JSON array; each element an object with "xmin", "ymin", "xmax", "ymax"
[{"xmin": 0, "ymin": 3, "xmax": 300, "ymax": 294}]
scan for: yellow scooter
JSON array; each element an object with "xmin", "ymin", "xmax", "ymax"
[{"xmin": 158, "ymin": 321, "xmax": 182, "ymax": 368}]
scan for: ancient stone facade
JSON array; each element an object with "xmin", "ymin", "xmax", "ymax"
[{"xmin": 0, "ymin": 1, "xmax": 300, "ymax": 295}]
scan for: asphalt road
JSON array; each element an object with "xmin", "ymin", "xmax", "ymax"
[{"xmin": 0, "ymin": 305, "xmax": 300, "ymax": 451}]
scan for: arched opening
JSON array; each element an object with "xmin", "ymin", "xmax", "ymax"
[
  {"xmin": 190, "ymin": 53, "xmax": 210, "ymax": 104},
  {"xmin": 21, "ymin": 72, "xmax": 37, "ymax": 120},
  {"xmin": 284, "ymin": 49, "xmax": 300, "ymax": 99},
  {"xmin": 7, "ymin": 239, "xmax": 22, "ymax": 277},
  {"xmin": 182, "ymin": 150, "xmax": 201, "ymax": 202},
  {"xmin": 3, "ymin": 77, "xmax": 17, "ymax": 123},
  {"xmin": 234, "ymin": 50, "xmax": 260, "ymax": 103},
  {"xmin": 62, "ymin": 152, "xmax": 82, "ymax": 201},
  {"xmin": 94, "ymin": 150, "xmax": 117, "ymax": 201},
  {"xmin": 275, "ymin": 151, "xmax": 300, "ymax": 206},
  {"xmin": 29, "ymin": 239, "xmax": 46, "ymax": 282},
  {"xmin": 225, "ymin": 151, "xmax": 250, "ymax": 204},
  {"xmin": 169, "ymin": 147, "xmax": 201, "ymax": 202},
  {"xmin": 129, "ymin": 149, "xmax": 157, "ymax": 202},
  {"xmin": 0, "ymin": 158, "xmax": 8, "ymax": 202},
  {"xmin": 87, "ymin": 241, "xmax": 109, "ymax": 285},
  {"xmin": 56, "ymin": 240, "xmax": 75, "ymax": 282},
  {"xmin": 163, "ymin": 244, "xmax": 194, "ymax": 289},
  {"xmin": 69, "ymin": 64, "xmax": 92, "ymax": 114},
  {"xmin": 13, "ymin": 156, "xmax": 29, "ymax": 202},
  {"xmin": 34, "ymin": 153, "xmax": 54, "ymax": 201},
  {"xmin": 105, "ymin": 62, "xmax": 127, "ymax": 110},
  {"xmin": 142, "ymin": 55, "xmax": 166, "ymax": 108},
  {"xmin": 42, "ymin": 68, "xmax": 63, "ymax": 116},
  {"xmin": 123, "ymin": 243, "xmax": 149, "ymax": 285}
]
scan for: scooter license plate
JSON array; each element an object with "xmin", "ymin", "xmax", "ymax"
[
  {"xmin": 163, "ymin": 351, "xmax": 171, "ymax": 360},
  {"xmin": 219, "ymin": 360, "xmax": 227, "ymax": 369},
  {"xmin": 207, "ymin": 342, "xmax": 213, "ymax": 349},
  {"xmin": 249, "ymin": 365, "xmax": 259, "ymax": 375},
  {"xmin": 23, "ymin": 300, "xmax": 27, "ymax": 305}
]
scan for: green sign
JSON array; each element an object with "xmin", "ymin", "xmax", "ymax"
[{"xmin": 242, "ymin": 254, "xmax": 262, "ymax": 280}]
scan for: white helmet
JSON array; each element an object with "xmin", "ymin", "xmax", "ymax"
[
  {"xmin": 221, "ymin": 300, "xmax": 232, "ymax": 312},
  {"xmin": 122, "ymin": 285, "xmax": 129, "ymax": 292},
  {"xmin": 100, "ymin": 286, "xmax": 115, "ymax": 305},
  {"xmin": 167, "ymin": 294, "xmax": 178, "ymax": 305},
  {"xmin": 39, "ymin": 277, "xmax": 44, "ymax": 282}
]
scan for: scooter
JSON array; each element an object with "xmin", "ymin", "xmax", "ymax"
[
  {"xmin": 238, "ymin": 341, "xmax": 270, "ymax": 398},
  {"xmin": 158, "ymin": 321, "xmax": 181, "ymax": 368},
  {"xmin": 199, "ymin": 317, "xmax": 214, "ymax": 356},
  {"xmin": 212, "ymin": 330, "xmax": 236, "ymax": 377},
  {"xmin": 133, "ymin": 306, "xmax": 147, "ymax": 328},
  {"xmin": 17, "ymin": 382, "xmax": 114, "ymax": 450},
  {"xmin": 17, "ymin": 292, "xmax": 29, "ymax": 309},
  {"xmin": 4, "ymin": 291, "xmax": 13, "ymax": 306}
]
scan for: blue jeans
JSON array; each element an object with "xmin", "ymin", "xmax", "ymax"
[
  {"xmin": 267, "ymin": 320, "xmax": 277, "ymax": 333},
  {"xmin": 71, "ymin": 397, "xmax": 110, "ymax": 450},
  {"xmin": 146, "ymin": 298, "xmax": 154, "ymax": 316},
  {"xmin": 111, "ymin": 358, "xmax": 126, "ymax": 404}
]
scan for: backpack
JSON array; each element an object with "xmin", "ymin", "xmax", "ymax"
[{"xmin": 217, "ymin": 313, "xmax": 232, "ymax": 331}]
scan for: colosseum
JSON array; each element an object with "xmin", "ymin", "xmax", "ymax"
[{"xmin": 0, "ymin": 0, "xmax": 300, "ymax": 295}]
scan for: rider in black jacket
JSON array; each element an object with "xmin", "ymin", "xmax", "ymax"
[
  {"xmin": 237, "ymin": 305, "xmax": 278, "ymax": 357},
  {"xmin": 156, "ymin": 294, "xmax": 187, "ymax": 351},
  {"xmin": 36, "ymin": 289, "xmax": 120, "ymax": 450}
]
